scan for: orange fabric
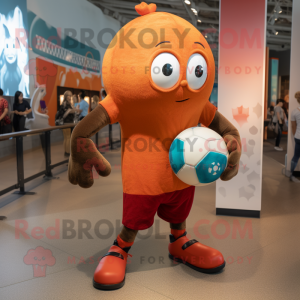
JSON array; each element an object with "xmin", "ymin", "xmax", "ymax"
[
  {"xmin": 117, "ymin": 235, "xmax": 134, "ymax": 248},
  {"xmin": 199, "ymin": 101, "xmax": 217, "ymax": 126},
  {"xmin": 100, "ymin": 96, "xmax": 120, "ymax": 124},
  {"xmin": 135, "ymin": 2, "xmax": 157, "ymax": 16},
  {"xmin": 171, "ymin": 229, "xmax": 186, "ymax": 239},
  {"xmin": 101, "ymin": 10, "xmax": 216, "ymax": 196}
]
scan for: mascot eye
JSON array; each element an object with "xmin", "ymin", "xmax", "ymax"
[
  {"xmin": 162, "ymin": 64, "xmax": 173, "ymax": 76},
  {"xmin": 186, "ymin": 54, "xmax": 207, "ymax": 90},
  {"xmin": 151, "ymin": 53, "xmax": 180, "ymax": 89}
]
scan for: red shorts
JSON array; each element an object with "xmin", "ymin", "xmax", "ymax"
[{"xmin": 122, "ymin": 186, "xmax": 195, "ymax": 230}]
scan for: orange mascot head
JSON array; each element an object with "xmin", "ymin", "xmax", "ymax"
[{"xmin": 102, "ymin": 2, "xmax": 215, "ymax": 116}]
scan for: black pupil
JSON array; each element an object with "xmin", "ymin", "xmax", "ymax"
[
  {"xmin": 195, "ymin": 65, "xmax": 203, "ymax": 78},
  {"xmin": 162, "ymin": 64, "xmax": 173, "ymax": 76}
]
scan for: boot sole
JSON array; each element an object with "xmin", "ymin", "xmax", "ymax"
[
  {"xmin": 169, "ymin": 254, "xmax": 225, "ymax": 274},
  {"xmin": 93, "ymin": 277, "xmax": 125, "ymax": 290}
]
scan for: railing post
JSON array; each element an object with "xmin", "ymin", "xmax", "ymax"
[
  {"xmin": 95, "ymin": 131, "xmax": 99, "ymax": 152},
  {"xmin": 109, "ymin": 124, "xmax": 113, "ymax": 150},
  {"xmin": 16, "ymin": 136, "xmax": 25, "ymax": 193},
  {"xmin": 13, "ymin": 136, "xmax": 35, "ymax": 195},
  {"xmin": 45, "ymin": 131, "xmax": 53, "ymax": 177}
]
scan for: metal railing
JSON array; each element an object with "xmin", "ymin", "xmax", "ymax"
[{"xmin": 0, "ymin": 123, "xmax": 120, "ymax": 198}]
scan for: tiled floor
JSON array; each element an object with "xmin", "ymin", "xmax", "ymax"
[{"xmin": 0, "ymin": 138, "xmax": 300, "ymax": 300}]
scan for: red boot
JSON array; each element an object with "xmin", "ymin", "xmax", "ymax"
[
  {"xmin": 168, "ymin": 231, "xmax": 225, "ymax": 273},
  {"xmin": 93, "ymin": 240, "xmax": 132, "ymax": 290}
]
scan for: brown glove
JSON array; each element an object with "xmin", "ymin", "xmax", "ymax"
[
  {"xmin": 208, "ymin": 111, "xmax": 241, "ymax": 181},
  {"xmin": 68, "ymin": 104, "xmax": 111, "ymax": 188}
]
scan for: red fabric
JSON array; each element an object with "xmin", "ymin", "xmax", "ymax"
[
  {"xmin": 0, "ymin": 98, "xmax": 11, "ymax": 125},
  {"xmin": 117, "ymin": 235, "xmax": 134, "ymax": 248},
  {"xmin": 199, "ymin": 101, "xmax": 217, "ymax": 127},
  {"xmin": 171, "ymin": 229, "xmax": 186, "ymax": 239},
  {"xmin": 123, "ymin": 186, "xmax": 195, "ymax": 230}
]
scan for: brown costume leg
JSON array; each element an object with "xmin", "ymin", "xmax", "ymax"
[
  {"xmin": 119, "ymin": 226, "xmax": 138, "ymax": 243},
  {"xmin": 170, "ymin": 220, "xmax": 186, "ymax": 230}
]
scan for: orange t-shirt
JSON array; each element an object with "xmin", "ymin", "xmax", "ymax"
[{"xmin": 101, "ymin": 97, "xmax": 216, "ymax": 196}]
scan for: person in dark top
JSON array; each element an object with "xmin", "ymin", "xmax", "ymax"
[
  {"xmin": 57, "ymin": 90, "xmax": 78, "ymax": 156},
  {"xmin": 13, "ymin": 91, "xmax": 31, "ymax": 132},
  {"xmin": 0, "ymin": 88, "xmax": 12, "ymax": 134}
]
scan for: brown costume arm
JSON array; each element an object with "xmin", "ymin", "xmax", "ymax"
[
  {"xmin": 68, "ymin": 104, "xmax": 111, "ymax": 188},
  {"xmin": 208, "ymin": 111, "xmax": 241, "ymax": 181}
]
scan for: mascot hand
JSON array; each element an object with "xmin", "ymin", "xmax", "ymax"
[
  {"xmin": 68, "ymin": 104, "xmax": 111, "ymax": 188},
  {"xmin": 220, "ymin": 135, "xmax": 241, "ymax": 181},
  {"xmin": 68, "ymin": 146, "xmax": 111, "ymax": 188}
]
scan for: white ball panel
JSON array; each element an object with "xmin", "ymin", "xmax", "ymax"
[
  {"xmin": 176, "ymin": 164, "xmax": 199, "ymax": 186},
  {"xmin": 207, "ymin": 139, "xmax": 228, "ymax": 156},
  {"xmin": 176, "ymin": 128, "xmax": 194, "ymax": 141},
  {"xmin": 183, "ymin": 135, "xmax": 209, "ymax": 166},
  {"xmin": 192, "ymin": 127, "xmax": 222, "ymax": 141}
]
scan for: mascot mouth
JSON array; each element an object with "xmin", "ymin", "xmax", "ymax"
[{"xmin": 176, "ymin": 98, "xmax": 189, "ymax": 103}]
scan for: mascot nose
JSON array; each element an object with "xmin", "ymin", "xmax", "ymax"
[{"xmin": 180, "ymin": 80, "xmax": 188, "ymax": 87}]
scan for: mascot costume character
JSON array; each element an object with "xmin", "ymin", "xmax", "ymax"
[{"xmin": 68, "ymin": 2, "xmax": 241, "ymax": 291}]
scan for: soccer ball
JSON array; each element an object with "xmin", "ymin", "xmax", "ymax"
[{"xmin": 169, "ymin": 127, "xmax": 229, "ymax": 186}]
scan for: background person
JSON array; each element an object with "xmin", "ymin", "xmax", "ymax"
[
  {"xmin": 77, "ymin": 91, "xmax": 89, "ymax": 120},
  {"xmin": 72, "ymin": 94, "xmax": 78, "ymax": 107},
  {"xmin": 290, "ymin": 91, "xmax": 300, "ymax": 183},
  {"xmin": 91, "ymin": 95, "xmax": 99, "ymax": 111},
  {"xmin": 283, "ymin": 99, "xmax": 289, "ymax": 119},
  {"xmin": 273, "ymin": 99, "xmax": 286, "ymax": 151},
  {"xmin": 267, "ymin": 105, "xmax": 274, "ymax": 120},
  {"xmin": 72, "ymin": 94, "xmax": 82, "ymax": 122},
  {"xmin": 0, "ymin": 88, "xmax": 12, "ymax": 134},
  {"xmin": 13, "ymin": 91, "xmax": 31, "ymax": 132},
  {"xmin": 57, "ymin": 90, "xmax": 77, "ymax": 156}
]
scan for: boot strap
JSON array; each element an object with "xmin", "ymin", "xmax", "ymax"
[
  {"xmin": 182, "ymin": 239, "xmax": 198, "ymax": 250},
  {"xmin": 102, "ymin": 252, "xmax": 124, "ymax": 260}
]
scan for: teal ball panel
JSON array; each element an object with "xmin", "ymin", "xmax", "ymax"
[
  {"xmin": 169, "ymin": 138, "xmax": 185, "ymax": 174},
  {"xmin": 195, "ymin": 152, "xmax": 227, "ymax": 184}
]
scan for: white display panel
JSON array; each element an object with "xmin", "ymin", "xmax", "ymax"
[
  {"xmin": 0, "ymin": 1, "xmax": 29, "ymax": 97},
  {"xmin": 216, "ymin": 0, "xmax": 267, "ymax": 213}
]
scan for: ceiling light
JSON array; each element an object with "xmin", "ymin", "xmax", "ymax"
[
  {"xmin": 279, "ymin": 10, "xmax": 282, "ymax": 13},
  {"xmin": 205, "ymin": 35, "xmax": 207, "ymax": 38},
  {"xmin": 193, "ymin": 11, "xmax": 198, "ymax": 15},
  {"xmin": 197, "ymin": 19, "xmax": 201, "ymax": 23},
  {"xmin": 275, "ymin": 18, "xmax": 277, "ymax": 20},
  {"xmin": 275, "ymin": 31, "xmax": 278, "ymax": 35},
  {"xmin": 191, "ymin": 8, "xmax": 196, "ymax": 11},
  {"xmin": 184, "ymin": 0, "xmax": 191, "ymax": 4}
]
